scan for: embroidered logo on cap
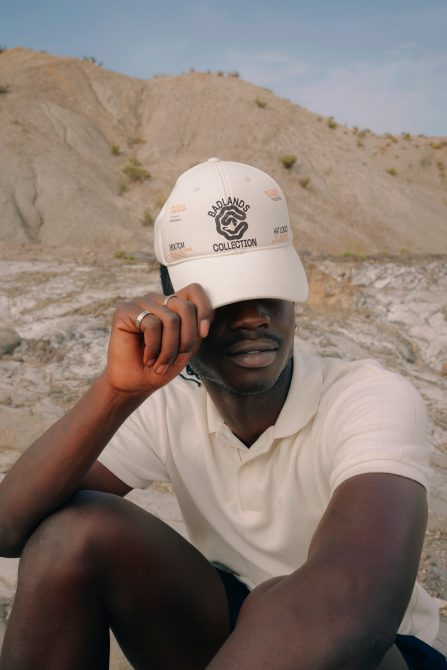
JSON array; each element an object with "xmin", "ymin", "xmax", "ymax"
[{"xmin": 208, "ymin": 197, "xmax": 250, "ymax": 241}]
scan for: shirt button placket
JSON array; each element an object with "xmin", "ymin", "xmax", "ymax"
[{"xmin": 238, "ymin": 459, "xmax": 259, "ymax": 511}]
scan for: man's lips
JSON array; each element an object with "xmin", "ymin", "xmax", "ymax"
[
  {"xmin": 226, "ymin": 339, "xmax": 279, "ymax": 356},
  {"xmin": 224, "ymin": 338, "xmax": 280, "ymax": 368}
]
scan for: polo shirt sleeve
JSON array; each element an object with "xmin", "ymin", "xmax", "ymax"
[
  {"xmin": 98, "ymin": 393, "xmax": 170, "ymax": 489},
  {"xmin": 326, "ymin": 369, "xmax": 432, "ymax": 494}
]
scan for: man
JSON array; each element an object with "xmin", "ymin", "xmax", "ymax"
[{"xmin": 0, "ymin": 159, "xmax": 444, "ymax": 670}]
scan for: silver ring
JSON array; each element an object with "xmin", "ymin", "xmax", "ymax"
[
  {"xmin": 135, "ymin": 310, "xmax": 152, "ymax": 330},
  {"xmin": 163, "ymin": 293, "xmax": 177, "ymax": 307}
]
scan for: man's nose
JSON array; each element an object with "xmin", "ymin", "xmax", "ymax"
[{"xmin": 227, "ymin": 300, "xmax": 271, "ymax": 331}]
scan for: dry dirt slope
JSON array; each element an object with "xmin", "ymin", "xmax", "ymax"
[{"xmin": 0, "ymin": 48, "xmax": 446, "ymax": 254}]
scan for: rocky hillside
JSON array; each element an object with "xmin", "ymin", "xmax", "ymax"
[{"xmin": 0, "ymin": 48, "xmax": 446, "ymax": 254}]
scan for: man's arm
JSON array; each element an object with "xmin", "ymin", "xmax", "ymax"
[
  {"xmin": 207, "ymin": 472, "xmax": 427, "ymax": 670},
  {"xmin": 77, "ymin": 460, "xmax": 132, "ymax": 495},
  {"xmin": 0, "ymin": 284, "xmax": 213, "ymax": 557}
]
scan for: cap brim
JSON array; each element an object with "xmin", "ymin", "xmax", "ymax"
[{"xmin": 168, "ymin": 245, "xmax": 308, "ymax": 309}]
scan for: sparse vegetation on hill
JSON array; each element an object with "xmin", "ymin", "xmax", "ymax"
[
  {"xmin": 279, "ymin": 154, "xmax": 297, "ymax": 170},
  {"xmin": 354, "ymin": 128, "xmax": 369, "ymax": 140},
  {"xmin": 385, "ymin": 133, "xmax": 398, "ymax": 143},
  {"xmin": 299, "ymin": 176, "xmax": 311, "ymax": 188},
  {"xmin": 128, "ymin": 136, "xmax": 145, "ymax": 146},
  {"xmin": 122, "ymin": 158, "xmax": 150, "ymax": 183},
  {"xmin": 82, "ymin": 55, "xmax": 102, "ymax": 66},
  {"xmin": 113, "ymin": 249, "xmax": 135, "ymax": 262},
  {"xmin": 341, "ymin": 251, "xmax": 365, "ymax": 260},
  {"xmin": 141, "ymin": 210, "xmax": 154, "ymax": 227},
  {"xmin": 430, "ymin": 141, "xmax": 447, "ymax": 150},
  {"xmin": 154, "ymin": 193, "xmax": 167, "ymax": 211}
]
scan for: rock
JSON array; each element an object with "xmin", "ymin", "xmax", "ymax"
[
  {"xmin": 0, "ymin": 327, "xmax": 20, "ymax": 356},
  {"xmin": 0, "ymin": 557, "xmax": 19, "ymax": 604},
  {"xmin": 441, "ymin": 362, "xmax": 447, "ymax": 377},
  {"xmin": 110, "ymin": 635, "xmax": 132, "ymax": 670},
  {"xmin": 306, "ymin": 264, "xmax": 355, "ymax": 310},
  {"xmin": 0, "ymin": 554, "xmax": 19, "ymax": 644},
  {"xmin": 396, "ymin": 336, "xmax": 416, "ymax": 364},
  {"xmin": 0, "ymin": 448, "xmax": 20, "ymax": 474}
]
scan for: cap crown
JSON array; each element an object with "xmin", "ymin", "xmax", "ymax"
[{"xmin": 155, "ymin": 158, "xmax": 292, "ymax": 267}]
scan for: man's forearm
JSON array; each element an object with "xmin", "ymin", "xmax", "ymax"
[
  {"xmin": 0, "ymin": 375, "xmax": 149, "ymax": 556},
  {"xmin": 207, "ymin": 474, "xmax": 426, "ymax": 670},
  {"xmin": 207, "ymin": 565, "xmax": 392, "ymax": 670}
]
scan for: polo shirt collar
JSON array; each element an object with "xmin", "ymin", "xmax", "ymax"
[{"xmin": 206, "ymin": 339, "xmax": 323, "ymax": 438}]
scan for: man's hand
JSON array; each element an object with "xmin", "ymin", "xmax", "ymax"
[{"xmin": 103, "ymin": 283, "xmax": 214, "ymax": 395}]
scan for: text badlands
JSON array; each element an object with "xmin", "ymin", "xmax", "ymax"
[{"xmin": 213, "ymin": 238, "xmax": 257, "ymax": 252}]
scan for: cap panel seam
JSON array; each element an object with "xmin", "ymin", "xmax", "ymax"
[{"xmin": 215, "ymin": 160, "xmax": 230, "ymax": 197}]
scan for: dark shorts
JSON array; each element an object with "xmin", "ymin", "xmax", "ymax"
[
  {"xmin": 214, "ymin": 565, "xmax": 250, "ymax": 629},
  {"xmin": 214, "ymin": 568, "xmax": 446, "ymax": 669}
]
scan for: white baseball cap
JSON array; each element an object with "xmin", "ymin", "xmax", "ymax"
[{"xmin": 154, "ymin": 158, "xmax": 308, "ymax": 308}]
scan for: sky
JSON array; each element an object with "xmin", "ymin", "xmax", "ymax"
[{"xmin": 2, "ymin": 0, "xmax": 446, "ymax": 136}]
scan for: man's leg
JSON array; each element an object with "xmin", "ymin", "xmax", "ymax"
[
  {"xmin": 376, "ymin": 647, "xmax": 409, "ymax": 670},
  {"xmin": 0, "ymin": 491, "xmax": 231, "ymax": 670}
]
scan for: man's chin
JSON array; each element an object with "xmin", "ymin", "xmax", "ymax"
[
  {"xmin": 195, "ymin": 357, "xmax": 293, "ymax": 398},
  {"xmin": 213, "ymin": 379, "xmax": 278, "ymax": 398}
]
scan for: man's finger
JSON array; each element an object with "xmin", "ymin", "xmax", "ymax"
[
  {"xmin": 129, "ymin": 300, "xmax": 181, "ymax": 373},
  {"xmin": 176, "ymin": 283, "xmax": 214, "ymax": 338},
  {"xmin": 113, "ymin": 284, "xmax": 212, "ymax": 377},
  {"xmin": 139, "ymin": 313, "xmax": 162, "ymax": 366},
  {"xmin": 161, "ymin": 296, "xmax": 200, "ymax": 352}
]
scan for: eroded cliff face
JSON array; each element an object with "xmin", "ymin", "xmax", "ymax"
[{"xmin": 1, "ymin": 48, "xmax": 447, "ymax": 254}]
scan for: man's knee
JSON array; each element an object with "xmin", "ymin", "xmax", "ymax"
[
  {"xmin": 19, "ymin": 491, "xmax": 128, "ymax": 585},
  {"xmin": 236, "ymin": 576, "xmax": 283, "ymax": 625}
]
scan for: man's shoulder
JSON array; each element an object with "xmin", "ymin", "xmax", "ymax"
[
  {"xmin": 320, "ymin": 355, "xmax": 386, "ymax": 389},
  {"xmin": 294, "ymin": 347, "xmax": 421, "ymax": 411},
  {"xmin": 306, "ymin": 352, "xmax": 425, "ymax": 424}
]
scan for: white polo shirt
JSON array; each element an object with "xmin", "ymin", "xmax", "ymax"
[{"xmin": 98, "ymin": 341, "xmax": 439, "ymax": 643}]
